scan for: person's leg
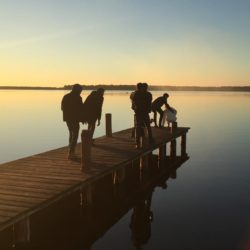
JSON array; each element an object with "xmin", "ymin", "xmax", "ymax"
[
  {"xmin": 158, "ymin": 108, "xmax": 164, "ymax": 128},
  {"xmin": 135, "ymin": 113, "xmax": 144, "ymax": 148},
  {"xmin": 144, "ymin": 114, "xmax": 154, "ymax": 143},
  {"xmin": 88, "ymin": 122, "xmax": 96, "ymax": 143},
  {"xmin": 153, "ymin": 109, "xmax": 158, "ymax": 127},
  {"xmin": 66, "ymin": 121, "xmax": 73, "ymax": 148},
  {"xmin": 131, "ymin": 114, "xmax": 136, "ymax": 138},
  {"xmin": 71, "ymin": 122, "xmax": 80, "ymax": 152},
  {"xmin": 66, "ymin": 121, "xmax": 79, "ymax": 159},
  {"xmin": 66, "ymin": 122, "xmax": 73, "ymax": 147}
]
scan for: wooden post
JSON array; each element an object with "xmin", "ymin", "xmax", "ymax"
[
  {"xmin": 113, "ymin": 167, "xmax": 125, "ymax": 185},
  {"xmin": 81, "ymin": 129, "xmax": 92, "ymax": 171},
  {"xmin": 158, "ymin": 144, "xmax": 166, "ymax": 160},
  {"xmin": 85, "ymin": 184, "xmax": 93, "ymax": 205},
  {"xmin": 158, "ymin": 144, "xmax": 167, "ymax": 167},
  {"xmin": 158, "ymin": 144, "xmax": 166, "ymax": 169},
  {"xmin": 14, "ymin": 217, "xmax": 30, "ymax": 245},
  {"xmin": 181, "ymin": 133, "xmax": 187, "ymax": 157},
  {"xmin": 105, "ymin": 113, "xmax": 112, "ymax": 137},
  {"xmin": 170, "ymin": 139, "xmax": 177, "ymax": 158},
  {"xmin": 80, "ymin": 184, "xmax": 94, "ymax": 207},
  {"xmin": 171, "ymin": 122, "xmax": 177, "ymax": 133}
]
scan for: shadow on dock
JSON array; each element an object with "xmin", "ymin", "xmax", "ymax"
[{"xmin": 0, "ymin": 152, "xmax": 189, "ymax": 249}]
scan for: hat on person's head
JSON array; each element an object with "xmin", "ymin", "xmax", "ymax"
[
  {"xmin": 163, "ymin": 93, "xmax": 169, "ymax": 98},
  {"xmin": 72, "ymin": 83, "xmax": 83, "ymax": 92}
]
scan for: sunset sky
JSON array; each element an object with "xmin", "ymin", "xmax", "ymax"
[{"xmin": 1, "ymin": 0, "xmax": 250, "ymax": 87}]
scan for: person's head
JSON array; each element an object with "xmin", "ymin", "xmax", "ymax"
[
  {"xmin": 97, "ymin": 87, "xmax": 105, "ymax": 96},
  {"xmin": 163, "ymin": 93, "xmax": 169, "ymax": 99},
  {"xmin": 141, "ymin": 82, "xmax": 148, "ymax": 91},
  {"xmin": 136, "ymin": 82, "xmax": 143, "ymax": 91},
  {"xmin": 72, "ymin": 84, "xmax": 82, "ymax": 94}
]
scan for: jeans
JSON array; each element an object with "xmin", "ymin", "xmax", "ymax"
[
  {"xmin": 152, "ymin": 107, "xmax": 163, "ymax": 127},
  {"xmin": 66, "ymin": 121, "xmax": 79, "ymax": 152},
  {"xmin": 135, "ymin": 113, "xmax": 153, "ymax": 142}
]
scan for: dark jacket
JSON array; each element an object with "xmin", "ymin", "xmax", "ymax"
[
  {"xmin": 61, "ymin": 92, "xmax": 83, "ymax": 122},
  {"xmin": 151, "ymin": 96, "xmax": 167, "ymax": 110},
  {"xmin": 82, "ymin": 91, "xmax": 104, "ymax": 123},
  {"xmin": 133, "ymin": 90, "xmax": 152, "ymax": 114}
]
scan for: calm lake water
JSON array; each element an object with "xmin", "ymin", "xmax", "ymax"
[{"xmin": 0, "ymin": 90, "xmax": 250, "ymax": 250}]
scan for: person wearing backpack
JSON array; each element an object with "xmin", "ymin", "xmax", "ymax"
[{"xmin": 82, "ymin": 88, "xmax": 105, "ymax": 143}]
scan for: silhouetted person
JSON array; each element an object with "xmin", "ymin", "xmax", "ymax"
[
  {"xmin": 82, "ymin": 88, "xmax": 105, "ymax": 143},
  {"xmin": 151, "ymin": 93, "xmax": 174, "ymax": 128},
  {"xmin": 132, "ymin": 83, "xmax": 153, "ymax": 148},
  {"xmin": 130, "ymin": 83, "xmax": 143, "ymax": 138},
  {"xmin": 61, "ymin": 84, "xmax": 83, "ymax": 159},
  {"xmin": 130, "ymin": 191, "xmax": 153, "ymax": 250}
]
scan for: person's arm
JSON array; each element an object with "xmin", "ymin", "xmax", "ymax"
[
  {"xmin": 97, "ymin": 97, "xmax": 104, "ymax": 126},
  {"xmin": 166, "ymin": 103, "xmax": 175, "ymax": 113},
  {"xmin": 61, "ymin": 96, "xmax": 65, "ymax": 111},
  {"xmin": 133, "ymin": 91, "xmax": 139, "ymax": 111},
  {"xmin": 77, "ymin": 96, "xmax": 83, "ymax": 121},
  {"xmin": 148, "ymin": 93, "xmax": 152, "ymax": 112}
]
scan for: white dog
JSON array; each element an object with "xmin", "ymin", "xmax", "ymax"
[{"xmin": 161, "ymin": 108, "xmax": 177, "ymax": 127}]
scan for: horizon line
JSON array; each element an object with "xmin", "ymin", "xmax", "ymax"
[{"xmin": 1, "ymin": 84, "xmax": 250, "ymax": 88}]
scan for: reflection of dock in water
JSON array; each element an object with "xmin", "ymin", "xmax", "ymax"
[{"xmin": 0, "ymin": 124, "xmax": 189, "ymax": 248}]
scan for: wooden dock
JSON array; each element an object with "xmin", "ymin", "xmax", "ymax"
[{"xmin": 0, "ymin": 125, "xmax": 189, "ymax": 245}]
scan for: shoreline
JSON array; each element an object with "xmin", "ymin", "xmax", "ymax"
[{"xmin": 1, "ymin": 85, "xmax": 250, "ymax": 92}]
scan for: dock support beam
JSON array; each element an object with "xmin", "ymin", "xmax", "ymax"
[
  {"xmin": 14, "ymin": 217, "xmax": 30, "ymax": 245},
  {"xmin": 105, "ymin": 113, "xmax": 112, "ymax": 137},
  {"xmin": 170, "ymin": 139, "xmax": 177, "ymax": 158},
  {"xmin": 171, "ymin": 122, "xmax": 177, "ymax": 133},
  {"xmin": 158, "ymin": 144, "xmax": 166, "ymax": 160},
  {"xmin": 181, "ymin": 134, "xmax": 187, "ymax": 157},
  {"xmin": 158, "ymin": 144, "xmax": 166, "ymax": 168},
  {"xmin": 81, "ymin": 130, "xmax": 92, "ymax": 171}
]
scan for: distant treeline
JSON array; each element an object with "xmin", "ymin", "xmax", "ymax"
[{"xmin": 1, "ymin": 85, "xmax": 250, "ymax": 92}]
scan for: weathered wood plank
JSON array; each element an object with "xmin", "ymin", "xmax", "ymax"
[
  {"xmin": 0, "ymin": 127, "xmax": 189, "ymax": 232},
  {"xmin": 0, "ymin": 216, "xmax": 11, "ymax": 224}
]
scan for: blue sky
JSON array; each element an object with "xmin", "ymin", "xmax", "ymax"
[{"xmin": 0, "ymin": 0, "xmax": 250, "ymax": 86}]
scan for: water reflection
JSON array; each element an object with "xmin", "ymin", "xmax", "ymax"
[
  {"xmin": 9, "ymin": 153, "xmax": 189, "ymax": 250},
  {"xmin": 130, "ymin": 189, "xmax": 153, "ymax": 250}
]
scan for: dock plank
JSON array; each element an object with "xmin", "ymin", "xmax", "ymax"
[{"xmin": 0, "ymin": 127, "xmax": 189, "ymax": 231}]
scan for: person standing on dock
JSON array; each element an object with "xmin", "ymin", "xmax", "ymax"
[
  {"xmin": 82, "ymin": 87, "xmax": 105, "ymax": 143},
  {"xmin": 130, "ymin": 83, "xmax": 143, "ymax": 138},
  {"xmin": 61, "ymin": 84, "xmax": 83, "ymax": 159},
  {"xmin": 132, "ymin": 83, "xmax": 154, "ymax": 148},
  {"xmin": 151, "ymin": 93, "xmax": 175, "ymax": 128}
]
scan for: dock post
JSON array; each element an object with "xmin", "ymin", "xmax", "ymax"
[
  {"xmin": 158, "ymin": 144, "xmax": 166, "ymax": 160},
  {"xmin": 171, "ymin": 122, "xmax": 177, "ymax": 133},
  {"xmin": 158, "ymin": 144, "xmax": 166, "ymax": 168},
  {"xmin": 170, "ymin": 139, "xmax": 177, "ymax": 158},
  {"xmin": 181, "ymin": 133, "xmax": 187, "ymax": 157},
  {"xmin": 14, "ymin": 217, "xmax": 30, "ymax": 245},
  {"xmin": 81, "ymin": 129, "xmax": 92, "ymax": 171},
  {"xmin": 105, "ymin": 113, "xmax": 112, "ymax": 137},
  {"xmin": 80, "ymin": 184, "xmax": 94, "ymax": 207},
  {"xmin": 113, "ymin": 167, "xmax": 126, "ymax": 185},
  {"xmin": 85, "ymin": 184, "xmax": 93, "ymax": 206}
]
